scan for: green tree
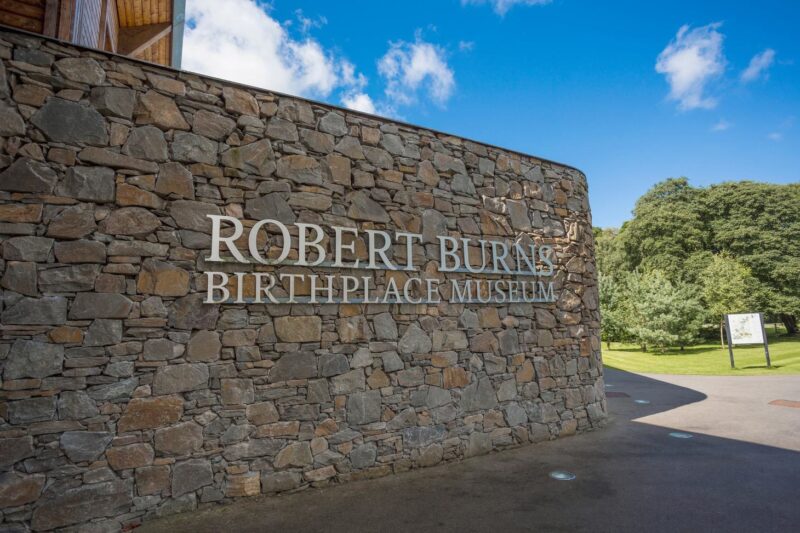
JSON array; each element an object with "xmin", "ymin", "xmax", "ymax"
[
  {"xmin": 626, "ymin": 270, "xmax": 704, "ymax": 352},
  {"xmin": 701, "ymin": 254, "xmax": 756, "ymax": 347},
  {"xmin": 598, "ymin": 272, "xmax": 629, "ymax": 348}
]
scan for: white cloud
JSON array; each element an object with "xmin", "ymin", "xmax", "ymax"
[
  {"xmin": 740, "ymin": 48, "xmax": 776, "ymax": 83},
  {"xmin": 184, "ymin": 0, "xmax": 362, "ymax": 100},
  {"xmin": 655, "ymin": 23, "xmax": 726, "ymax": 111},
  {"xmin": 461, "ymin": 0, "xmax": 552, "ymax": 16},
  {"xmin": 711, "ymin": 119, "xmax": 731, "ymax": 132},
  {"xmin": 341, "ymin": 93, "xmax": 377, "ymax": 114},
  {"xmin": 458, "ymin": 40, "xmax": 475, "ymax": 52},
  {"xmin": 378, "ymin": 38, "xmax": 455, "ymax": 108},
  {"xmin": 767, "ymin": 132, "xmax": 782, "ymax": 141}
]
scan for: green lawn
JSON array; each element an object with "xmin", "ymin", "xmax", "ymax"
[{"xmin": 602, "ymin": 328, "xmax": 800, "ymax": 376}]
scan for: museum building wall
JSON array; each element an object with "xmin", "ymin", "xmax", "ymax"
[{"xmin": 0, "ymin": 26, "xmax": 606, "ymax": 531}]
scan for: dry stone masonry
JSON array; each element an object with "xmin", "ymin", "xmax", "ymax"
[{"xmin": 0, "ymin": 26, "xmax": 605, "ymax": 531}]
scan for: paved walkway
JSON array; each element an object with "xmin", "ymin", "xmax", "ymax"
[{"xmin": 140, "ymin": 369, "xmax": 800, "ymax": 533}]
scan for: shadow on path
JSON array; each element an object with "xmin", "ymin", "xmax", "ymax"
[{"xmin": 140, "ymin": 369, "xmax": 800, "ymax": 533}]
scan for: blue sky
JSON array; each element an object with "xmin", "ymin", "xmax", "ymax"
[{"xmin": 183, "ymin": 0, "xmax": 800, "ymax": 228}]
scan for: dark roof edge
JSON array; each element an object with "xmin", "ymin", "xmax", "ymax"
[{"xmin": 0, "ymin": 23, "xmax": 585, "ymax": 176}]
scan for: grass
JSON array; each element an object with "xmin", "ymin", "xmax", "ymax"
[{"xmin": 602, "ymin": 326, "xmax": 800, "ymax": 376}]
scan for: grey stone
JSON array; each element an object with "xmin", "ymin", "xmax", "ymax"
[
  {"xmin": 245, "ymin": 193, "xmax": 295, "ymax": 223},
  {"xmin": 497, "ymin": 378, "xmax": 518, "ymax": 402},
  {"xmin": 105, "ymin": 361, "xmax": 134, "ymax": 378},
  {"xmin": 169, "ymin": 293, "xmax": 219, "ymax": 329},
  {"xmin": 54, "ymin": 57, "xmax": 106, "ymax": 85},
  {"xmin": 498, "ymin": 329, "xmax": 520, "ymax": 355},
  {"xmin": 60, "ymin": 431, "xmax": 113, "ymax": 462},
  {"xmin": 221, "ymin": 139, "xmax": 275, "ymax": 176},
  {"xmin": 319, "ymin": 112, "xmax": 348, "ymax": 136},
  {"xmin": 2, "ymin": 296, "xmax": 67, "ymax": 325},
  {"xmin": 192, "ymin": 109, "xmax": 236, "ymax": 140},
  {"xmin": 331, "ymin": 369, "xmax": 365, "ymax": 395},
  {"xmin": 346, "ymin": 191, "xmax": 390, "ymax": 223},
  {"xmin": 1, "ymin": 260, "xmax": 37, "ymax": 296},
  {"xmin": 31, "ymin": 479, "xmax": 131, "ymax": 531},
  {"xmin": 54, "ymin": 239, "xmax": 106, "ymax": 263},
  {"xmin": 465, "ymin": 432, "xmax": 493, "ymax": 457},
  {"xmin": 3, "ymin": 236, "xmax": 53, "ymax": 262},
  {"xmin": 504, "ymin": 403, "xmax": 529, "ymax": 426},
  {"xmin": 300, "ymin": 128, "xmax": 334, "ymax": 153},
  {"xmin": 0, "ymin": 102, "xmax": 25, "ymax": 136},
  {"xmin": 422, "ymin": 209, "xmax": 447, "ymax": 243},
  {"xmin": 462, "ymin": 377, "xmax": 498, "ymax": 412},
  {"xmin": 425, "ymin": 386, "xmax": 452, "ymax": 408},
  {"xmin": 380, "ymin": 351, "xmax": 404, "ymax": 372},
  {"xmin": 451, "ymin": 174, "xmax": 476, "ymax": 196},
  {"xmin": 307, "ymin": 379, "xmax": 331, "ymax": 403},
  {"xmin": 156, "ymin": 162, "xmax": 195, "ymax": 199},
  {"xmin": 57, "ymin": 166, "xmax": 116, "ymax": 202},
  {"xmin": 0, "ymin": 157, "xmax": 58, "ymax": 193},
  {"xmin": 387, "ymin": 407, "xmax": 418, "ymax": 430},
  {"xmin": 90, "ymin": 86, "xmax": 136, "ymax": 119},
  {"xmin": 434, "ymin": 152, "xmax": 467, "ymax": 174},
  {"xmin": 363, "ymin": 146, "xmax": 393, "ymax": 169},
  {"xmin": 350, "ymin": 443, "xmax": 377, "ymax": 469},
  {"xmin": 172, "ymin": 132, "xmax": 217, "ymax": 164},
  {"xmin": 262, "ymin": 471, "xmax": 302, "ymax": 493},
  {"xmin": 223, "ymin": 439, "xmax": 283, "ymax": 461},
  {"xmin": 397, "ymin": 367, "xmax": 425, "ymax": 387},
  {"xmin": 58, "ymin": 390, "xmax": 99, "ymax": 419},
  {"xmin": 153, "ymin": 364, "xmax": 209, "ymax": 394},
  {"xmin": 534, "ymin": 309, "xmax": 557, "ymax": 328},
  {"xmin": 143, "ymin": 338, "xmax": 184, "ymax": 361},
  {"xmin": 39, "ymin": 264, "xmax": 101, "ymax": 292},
  {"xmin": 87, "ymin": 377, "xmax": 138, "ymax": 401},
  {"xmin": 69, "ymin": 293, "xmax": 133, "ymax": 319},
  {"xmin": 78, "ymin": 146, "xmax": 159, "ymax": 173},
  {"xmin": 102, "ymin": 206, "xmax": 161, "ymax": 236},
  {"xmin": 172, "ymin": 459, "xmax": 214, "ymax": 497},
  {"xmin": 373, "ymin": 312, "xmax": 398, "ymax": 340},
  {"xmin": 123, "ymin": 126, "xmax": 168, "ymax": 161},
  {"xmin": 270, "ymin": 351, "xmax": 317, "ymax": 382},
  {"xmin": 319, "ymin": 353, "xmax": 350, "ymax": 377},
  {"xmin": 417, "ymin": 444, "xmax": 443, "ymax": 467},
  {"xmin": 335, "ymin": 136, "xmax": 365, "ymax": 159},
  {"xmin": 8, "ymin": 396, "xmax": 56, "ymax": 424},
  {"xmin": 170, "ymin": 200, "xmax": 221, "ymax": 232},
  {"xmin": 507, "ymin": 200, "xmax": 532, "ymax": 231},
  {"xmin": 0, "ymin": 436, "xmax": 35, "ymax": 467},
  {"xmin": 398, "ymin": 323, "xmax": 432, "ymax": 355},
  {"xmin": 47, "ymin": 204, "xmax": 97, "ymax": 239},
  {"xmin": 379, "ymin": 133, "xmax": 404, "ymax": 155},
  {"xmin": 459, "ymin": 309, "xmax": 480, "ymax": 330},
  {"xmin": 347, "ymin": 390, "xmax": 381, "ymax": 425},
  {"xmin": 4, "ymin": 339, "xmax": 64, "ymax": 379},
  {"xmin": 401, "ymin": 425, "xmax": 446, "ymax": 448},
  {"xmin": 82, "ymin": 319, "xmax": 122, "ymax": 346},
  {"xmin": 266, "ymin": 117, "xmax": 299, "ymax": 141},
  {"xmin": 432, "ymin": 330, "xmax": 468, "ymax": 351},
  {"xmin": 31, "ymin": 98, "xmax": 108, "ymax": 145}
]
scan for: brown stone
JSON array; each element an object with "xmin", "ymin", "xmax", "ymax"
[
  {"xmin": 47, "ymin": 204, "xmax": 96, "ymax": 239},
  {"xmin": 118, "ymin": 395, "xmax": 184, "ymax": 432},
  {"xmin": 367, "ymin": 369, "xmax": 390, "ymax": 389},
  {"xmin": 246, "ymin": 401, "xmax": 279, "ymax": 425},
  {"xmin": 154, "ymin": 421, "xmax": 203, "ymax": 455},
  {"xmin": 226, "ymin": 472, "xmax": 261, "ymax": 497},
  {"xmin": 107, "ymin": 443, "xmax": 154, "ymax": 470},
  {"xmin": 49, "ymin": 325, "xmax": 83, "ymax": 344},
  {"xmin": 223, "ymin": 86, "xmax": 259, "ymax": 116},
  {"xmin": 0, "ymin": 472, "xmax": 45, "ymax": 509},
  {"xmin": 135, "ymin": 464, "xmax": 170, "ymax": 496},
  {"xmin": 516, "ymin": 360, "xmax": 535, "ymax": 383},
  {"xmin": 137, "ymin": 258, "xmax": 190, "ymax": 297},
  {"xmin": 326, "ymin": 153, "xmax": 351, "ymax": 185},
  {"xmin": 0, "ymin": 203, "xmax": 42, "ymax": 223},
  {"xmin": 78, "ymin": 147, "xmax": 159, "ymax": 173},
  {"xmin": 102, "ymin": 206, "xmax": 161, "ymax": 236},
  {"xmin": 443, "ymin": 367, "xmax": 469, "ymax": 389},
  {"xmin": 156, "ymin": 162, "xmax": 195, "ymax": 199},
  {"xmin": 116, "ymin": 183, "xmax": 165, "ymax": 208},
  {"xmin": 135, "ymin": 90, "xmax": 189, "ymax": 130},
  {"xmin": 274, "ymin": 316, "xmax": 322, "ymax": 343}
]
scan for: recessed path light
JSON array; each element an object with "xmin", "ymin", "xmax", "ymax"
[
  {"xmin": 634, "ymin": 399, "xmax": 650, "ymax": 404},
  {"xmin": 549, "ymin": 470, "xmax": 576, "ymax": 481},
  {"xmin": 668, "ymin": 432, "xmax": 694, "ymax": 439}
]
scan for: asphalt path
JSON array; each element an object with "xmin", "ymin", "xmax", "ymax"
[{"xmin": 140, "ymin": 368, "xmax": 800, "ymax": 533}]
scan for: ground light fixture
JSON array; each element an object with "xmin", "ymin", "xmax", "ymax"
[
  {"xmin": 549, "ymin": 471, "xmax": 577, "ymax": 481},
  {"xmin": 668, "ymin": 432, "xmax": 694, "ymax": 439},
  {"xmin": 634, "ymin": 399, "xmax": 651, "ymax": 404}
]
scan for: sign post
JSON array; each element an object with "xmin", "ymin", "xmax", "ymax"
[{"xmin": 724, "ymin": 312, "xmax": 771, "ymax": 369}]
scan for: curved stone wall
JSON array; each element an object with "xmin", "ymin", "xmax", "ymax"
[{"xmin": 0, "ymin": 27, "xmax": 605, "ymax": 531}]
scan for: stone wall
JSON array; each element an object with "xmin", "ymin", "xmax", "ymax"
[{"xmin": 0, "ymin": 26, "xmax": 605, "ymax": 531}]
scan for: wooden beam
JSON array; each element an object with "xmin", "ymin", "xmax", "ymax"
[
  {"xmin": 42, "ymin": 0, "xmax": 59, "ymax": 37},
  {"xmin": 117, "ymin": 21, "xmax": 170, "ymax": 56}
]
